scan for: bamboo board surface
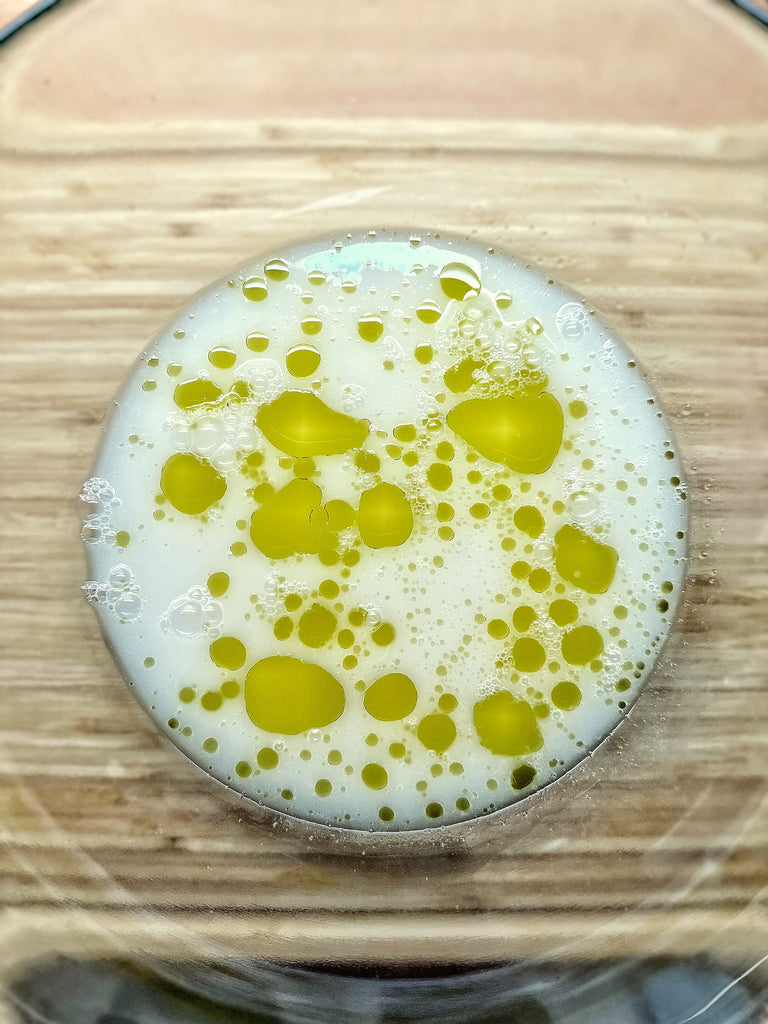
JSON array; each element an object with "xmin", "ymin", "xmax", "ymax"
[{"xmin": 0, "ymin": 0, "xmax": 767, "ymax": 998}]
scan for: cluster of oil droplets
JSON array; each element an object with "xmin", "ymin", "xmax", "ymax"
[{"xmin": 82, "ymin": 234, "xmax": 686, "ymax": 830}]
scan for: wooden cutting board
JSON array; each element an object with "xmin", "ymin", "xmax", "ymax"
[{"xmin": 0, "ymin": 0, "xmax": 767, "ymax": 1000}]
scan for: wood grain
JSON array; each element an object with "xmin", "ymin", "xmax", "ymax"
[{"xmin": 0, "ymin": 0, "xmax": 767, "ymax": 1005}]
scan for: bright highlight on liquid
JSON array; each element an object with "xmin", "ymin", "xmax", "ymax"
[{"xmin": 80, "ymin": 230, "xmax": 687, "ymax": 831}]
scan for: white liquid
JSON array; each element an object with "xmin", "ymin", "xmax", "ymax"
[{"xmin": 81, "ymin": 230, "xmax": 687, "ymax": 831}]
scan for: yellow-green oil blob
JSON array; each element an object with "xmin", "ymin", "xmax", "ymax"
[
  {"xmin": 286, "ymin": 345, "xmax": 321, "ymax": 378},
  {"xmin": 473, "ymin": 691, "xmax": 543, "ymax": 756},
  {"xmin": 256, "ymin": 391, "xmax": 369, "ymax": 457},
  {"xmin": 551, "ymin": 681, "xmax": 582, "ymax": 711},
  {"xmin": 354, "ymin": 449, "xmax": 381, "ymax": 473},
  {"xmin": 357, "ymin": 314, "xmax": 384, "ymax": 342},
  {"xmin": 160, "ymin": 453, "xmax": 227, "ymax": 515},
  {"xmin": 416, "ymin": 300, "xmax": 441, "ymax": 324},
  {"xmin": 209, "ymin": 636, "xmax": 247, "ymax": 670},
  {"xmin": 512, "ymin": 605, "xmax": 537, "ymax": 632},
  {"xmin": 528, "ymin": 568, "xmax": 551, "ymax": 593},
  {"xmin": 244, "ymin": 655, "xmax": 345, "ymax": 734},
  {"xmin": 246, "ymin": 331, "xmax": 269, "ymax": 352},
  {"xmin": 371, "ymin": 622, "xmax": 396, "ymax": 646},
  {"xmin": 242, "ymin": 276, "xmax": 268, "ymax": 301},
  {"xmin": 207, "ymin": 571, "xmax": 229, "ymax": 597},
  {"xmin": 249, "ymin": 479, "xmax": 333, "ymax": 559},
  {"xmin": 300, "ymin": 316, "xmax": 322, "ymax": 335},
  {"xmin": 511, "ymin": 764, "xmax": 537, "ymax": 790},
  {"xmin": 264, "ymin": 257, "xmax": 290, "ymax": 281},
  {"xmin": 561, "ymin": 625, "xmax": 604, "ymax": 665},
  {"xmin": 393, "ymin": 423, "xmax": 417, "ymax": 443},
  {"xmin": 257, "ymin": 747, "xmax": 279, "ymax": 769},
  {"xmin": 274, "ymin": 614, "xmax": 290, "ymax": 638},
  {"xmin": 115, "ymin": 531, "xmax": 130, "ymax": 548},
  {"xmin": 548, "ymin": 598, "xmax": 578, "ymax": 626},
  {"xmin": 325, "ymin": 499, "xmax": 355, "ymax": 531},
  {"xmin": 358, "ymin": 482, "xmax": 414, "ymax": 549},
  {"xmin": 444, "ymin": 357, "xmax": 484, "ymax": 394},
  {"xmin": 569, "ymin": 399, "xmax": 588, "ymax": 419},
  {"xmin": 173, "ymin": 377, "xmax": 223, "ymax": 410},
  {"xmin": 414, "ymin": 343, "xmax": 434, "ymax": 364},
  {"xmin": 298, "ymin": 604, "xmax": 337, "ymax": 648},
  {"xmin": 417, "ymin": 713, "xmax": 456, "ymax": 754},
  {"xmin": 439, "ymin": 261, "xmax": 481, "ymax": 300},
  {"xmin": 513, "ymin": 505, "xmax": 545, "ymax": 539},
  {"xmin": 512, "ymin": 637, "xmax": 546, "ymax": 672},
  {"xmin": 364, "ymin": 673, "xmax": 418, "ymax": 721},
  {"xmin": 446, "ymin": 393, "xmax": 564, "ymax": 474},
  {"xmin": 319, "ymin": 578, "xmax": 339, "ymax": 599},
  {"xmin": 554, "ymin": 524, "xmax": 618, "ymax": 594},
  {"xmin": 488, "ymin": 618, "xmax": 510, "ymax": 640},
  {"xmin": 208, "ymin": 346, "xmax": 237, "ymax": 369},
  {"xmin": 427, "ymin": 463, "xmax": 453, "ymax": 492},
  {"xmin": 361, "ymin": 763, "xmax": 388, "ymax": 790}
]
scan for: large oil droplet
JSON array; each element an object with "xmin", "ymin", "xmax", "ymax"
[
  {"xmin": 298, "ymin": 603, "xmax": 337, "ymax": 648},
  {"xmin": 551, "ymin": 681, "xmax": 582, "ymax": 711},
  {"xmin": 426, "ymin": 463, "xmax": 453, "ymax": 492},
  {"xmin": 439, "ymin": 261, "xmax": 481, "ymax": 300},
  {"xmin": 554, "ymin": 524, "xmax": 618, "ymax": 594},
  {"xmin": 244, "ymin": 656, "xmax": 345, "ymax": 734},
  {"xmin": 208, "ymin": 347, "xmax": 237, "ymax": 369},
  {"xmin": 264, "ymin": 258, "xmax": 289, "ymax": 282},
  {"xmin": 416, "ymin": 300, "xmax": 442, "ymax": 324},
  {"xmin": 447, "ymin": 393, "xmax": 564, "ymax": 474},
  {"xmin": 358, "ymin": 482, "xmax": 414, "ymax": 549},
  {"xmin": 209, "ymin": 635, "xmax": 246, "ymax": 670},
  {"xmin": 207, "ymin": 571, "xmax": 229, "ymax": 597},
  {"xmin": 512, "ymin": 637, "xmax": 546, "ymax": 672},
  {"xmin": 160, "ymin": 453, "xmax": 226, "ymax": 515},
  {"xmin": 473, "ymin": 691, "xmax": 543, "ymax": 756},
  {"xmin": 249, "ymin": 478, "xmax": 333, "ymax": 559},
  {"xmin": 243, "ymin": 277, "xmax": 268, "ymax": 301},
  {"xmin": 361, "ymin": 763, "xmax": 388, "ymax": 790},
  {"xmin": 548, "ymin": 598, "xmax": 578, "ymax": 626},
  {"xmin": 257, "ymin": 391, "xmax": 369, "ymax": 457},
  {"xmin": 417, "ymin": 713, "xmax": 456, "ymax": 753},
  {"xmin": 561, "ymin": 625, "xmax": 604, "ymax": 665},
  {"xmin": 286, "ymin": 345, "xmax": 321, "ymax": 378},
  {"xmin": 364, "ymin": 672, "xmax": 418, "ymax": 721},
  {"xmin": 357, "ymin": 314, "xmax": 384, "ymax": 343},
  {"xmin": 174, "ymin": 378, "xmax": 223, "ymax": 410},
  {"xmin": 444, "ymin": 357, "xmax": 484, "ymax": 394},
  {"xmin": 514, "ymin": 505, "xmax": 545, "ymax": 539}
]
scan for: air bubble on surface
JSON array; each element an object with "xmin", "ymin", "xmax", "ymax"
[
  {"xmin": 234, "ymin": 359, "xmax": 284, "ymax": 401},
  {"xmin": 82, "ymin": 563, "xmax": 142, "ymax": 622},
  {"xmin": 160, "ymin": 588, "xmax": 224, "ymax": 639}
]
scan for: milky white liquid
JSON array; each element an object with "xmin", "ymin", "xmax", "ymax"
[{"xmin": 81, "ymin": 230, "xmax": 687, "ymax": 831}]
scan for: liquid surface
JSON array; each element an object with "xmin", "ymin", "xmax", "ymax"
[{"xmin": 81, "ymin": 230, "xmax": 687, "ymax": 831}]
